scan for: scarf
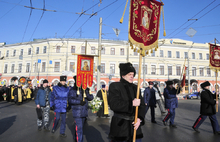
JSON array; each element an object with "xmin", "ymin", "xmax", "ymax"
[{"xmin": 101, "ymin": 89, "xmax": 109, "ymax": 115}]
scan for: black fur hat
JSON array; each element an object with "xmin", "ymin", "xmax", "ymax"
[
  {"xmin": 60, "ymin": 76, "xmax": 67, "ymax": 81},
  {"xmin": 119, "ymin": 62, "xmax": 136, "ymax": 77},
  {"xmin": 166, "ymin": 80, "xmax": 173, "ymax": 86},
  {"xmin": 43, "ymin": 79, "xmax": 48, "ymax": 84},
  {"xmin": 201, "ymin": 81, "xmax": 210, "ymax": 89}
]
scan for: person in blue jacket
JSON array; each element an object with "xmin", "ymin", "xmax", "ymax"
[
  {"xmin": 143, "ymin": 81, "xmax": 157, "ymax": 123},
  {"xmin": 35, "ymin": 79, "xmax": 51, "ymax": 131},
  {"xmin": 162, "ymin": 80, "xmax": 180, "ymax": 128},
  {"xmin": 50, "ymin": 76, "xmax": 70, "ymax": 138},
  {"xmin": 68, "ymin": 75, "xmax": 94, "ymax": 142}
]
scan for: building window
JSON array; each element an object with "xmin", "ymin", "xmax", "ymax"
[
  {"xmin": 110, "ymin": 64, "xmax": 115, "ymax": 74},
  {"xmin": 192, "ymin": 67, "xmax": 196, "ymax": 76},
  {"xmin": 110, "ymin": 48, "xmax": 115, "ymax": 55},
  {"xmin": 0, "ymin": 51, "xmax": 1, "ymax": 57},
  {"xmin": 192, "ymin": 53, "xmax": 195, "ymax": 59},
  {"xmin": 43, "ymin": 46, "xmax": 47, "ymax": 54},
  {"xmin": 101, "ymin": 47, "xmax": 105, "ymax": 55},
  {"xmin": 120, "ymin": 48, "xmax": 124, "ymax": 55},
  {"xmin": 56, "ymin": 46, "xmax": 61, "ymax": 53},
  {"xmin": 4, "ymin": 64, "xmax": 8, "ymax": 73},
  {"xmin": 199, "ymin": 67, "xmax": 204, "ymax": 76},
  {"xmin": 71, "ymin": 46, "xmax": 75, "ymax": 53},
  {"xmin": 207, "ymin": 68, "xmax": 211, "ymax": 77},
  {"xmin": 160, "ymin": 65, "xmax": 164, "ymax": 75},
  {"xmin": 168, "ymin": 51, "xmax": 172, "ymax": 58},
  {"xmin": 101, "ymin": 63, "xmax": 105, "ymax": 73},
  {"xmin": 176, "ymin": 51, "xmax": 180, "ymax": 58},
  {"xmin": 168, "ymin": 66, "xmax": 172, "ymax": 75},
  {"xmin": 133, "ymin": 64, "xmax": 138, "ymax": 73},
  {"xmin": 28, "ymin": 48, "xmax": 31, "ymax": 55},
  {"xmin": 184, "ymin": 52, "xmax": 188, "ymax": 59},
  {"xmin": 199, "ymin": 53, "xmax": 202, "ymax": 60},
  {"xmin": 69, "ymin": 62, "xmax": 75, "ymax": 72},
  {"xmin": 18, "ymin": 63, "xmax": 22, "ymax": 73},
  {"xmin": 151, "ymin": 65, "xmax": 156, "ymax": 75},
  {"xmin": 36, "ymin": 47, "xmax": 39, "ymax": 54},
  {"xmin": 206, "ymin": 53, "xmax": 209, "ymax": 60},
  {"xmin": 81, "ymin": 46, "xmax": 85, "ymax": 54},
  {"xmin": 54, "ymin": 62, "xmax": 60, "ymax": 72},
  {"xmin": 91, "ymin": 46, "xmax": 95, "ymax": 54},
  {"xmin": 20, "ymin": 49, "xmax": 23, "ymax": 56},
  {"xmin": 26, "ymin": 63, "xmax": 30, "ymax": 73},
  {"xmin": 33, "ymin": 62, "xmax": 37, "ymax": 73},
  {"xmin": 13, "ymin": 50, "xmax": 16, "ymax": 56},
  {"xmin": 11, "ymin": 64, "xmax": 15, "ymax": 73},
  {"xmin": 151, "ymin": 50, "xmax": 155, "ymax": 57},
  {"xmin": 6, "ymin": 50, "xmax": 9, "ymax": 57},
  {"xmin": 176, "ymin": 66, "xmax": 181, "ymax": 75},
  {"xmin": 160, "ymin": 50, "xmax": 163, "ymax": 57},
  {"xmin": 42, "ymin": 62, "xmax": 46, "ymax": 72},
  {"xmin": 134, "ymin": 50, "xmax": 138, "ymax": 56}
]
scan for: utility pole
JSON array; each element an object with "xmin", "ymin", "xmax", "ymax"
[
  {"xmin": 65, "ymin": 40, "xmax": 69, "ymax": 71},
  {"xmin": 97, "ymin": 17, "xmax": 102, "ymax": 91},
  {"xmin": 46, "ymin": 41, "xmax": 50, "ymax": 80},
  {"xmin": 188, "ymin": 57, "xmax": 190, "ymax": 93}
]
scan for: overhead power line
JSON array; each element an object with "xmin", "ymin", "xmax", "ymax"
[{"xmin": 166, "ymin": 0, "xmax": 217, "ymax": 38}]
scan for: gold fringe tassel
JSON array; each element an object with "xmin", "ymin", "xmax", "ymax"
[
  {"xmin": 77, "ymin": 87, "xmax": 80, "ymax": 95},
  {"xmin": 160, "ymin": 1, "xmax": 166, "ymax": 37},
  {"xmin": 120, "ymin": 0, "xmax": 129, "ymax": 24}
]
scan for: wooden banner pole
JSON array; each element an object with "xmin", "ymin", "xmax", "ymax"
[
  {"xmin": 133, "ymin": 52, "xmax": 142, "ymax": 142},
  {"xmin": 216, "ymin": 70, "xmax": 218, "ymax": 112}
]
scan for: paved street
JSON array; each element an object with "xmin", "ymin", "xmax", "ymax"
[{"xmin": 0, "ymin": 99, "xmax": 220, "ymax": 142}]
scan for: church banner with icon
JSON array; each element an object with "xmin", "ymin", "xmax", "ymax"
[
  {"xmin": 129, "ymin": 0, "xmax": 162, "ymax": 56},
  {"xmin": 76, "ymin": 55, "xmax": 94, "ymax": 90},
  {"xmin": 209, "ymin": 43, "xmax": 220, "ymax": 71}
]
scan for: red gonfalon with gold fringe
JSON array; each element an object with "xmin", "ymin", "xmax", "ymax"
[
  {"xmin": 129, "ymin": 0, "xmax": 162, "ymax": 54},
  {"xmin": 209, "ymin": 43, "xmax": 220, "ymax": 71},
  {"xmin": 76, "ymin": 55, "xmax": 94, "ymax": 90}
]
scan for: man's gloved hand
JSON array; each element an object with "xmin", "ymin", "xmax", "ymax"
[
  {"xmin": 50, "ymin": 106, "xmax": 54, "ymax": 110},
  {"xmin": 80, "ymin": 100, "xmax": 86, "ymax": 106}
]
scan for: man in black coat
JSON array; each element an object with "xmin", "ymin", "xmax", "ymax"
[
  {"xmin": 192, "ymin": 81, "xmax": 220, "ymax": 134},
  {"xmin": 108, "ymin": 62, "xmax": 145, "ymax": 142}
]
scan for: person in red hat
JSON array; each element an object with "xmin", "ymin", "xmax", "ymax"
[
  {"xmin": 143, "ymin": 81, "xmax": 157, "ymax": 123},
  {"xmin": 192, "ymin": 81, "xmax": 220, "ymax": 135}
]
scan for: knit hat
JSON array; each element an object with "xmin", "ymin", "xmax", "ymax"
[
  {"xmin": 60, "ymin": 76, "xmax": 67, "ymax": 81},
  {"xmin": 43, "ymin": 79, "xmax": 48, "ymax": 84},
  {"xmin": 119, "ymin": 62, "xmax": 136, "ymax": 77},
  {"xmin": 166, "ymin": 80, "xmax": 173, "ymax": 86},
  {"xmin": 200, "ymin": 81, "xmax": 210, "ymax": 89}
]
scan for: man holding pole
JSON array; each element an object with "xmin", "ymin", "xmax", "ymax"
[
  {"xmin": 108, "ymin": 62, "xmax": 145, "ymax": 142},
  {"xmin": 192, "ymin": 81, "xmax": 220, "ymax": 134}
]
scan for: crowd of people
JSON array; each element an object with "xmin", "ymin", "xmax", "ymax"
[{"xmin": 1, "ymin": 62, "xmax": 220, "ymax": 142}]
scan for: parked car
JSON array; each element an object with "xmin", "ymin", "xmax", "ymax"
[{"xmin": 183, "ymin": 92, "xmax": 200, "ymax": 99}]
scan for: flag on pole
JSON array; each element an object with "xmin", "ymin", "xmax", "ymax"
[
  {"xmin": 209, "ymin": 43, "xmax": 220, "ymax": 71},
  {"xmin": 181, "ymin": 66, "xmax": 187, "ymax": 87},
  {"xmin": 129, "ymin": 0, "xmax": 163, "ymax": 56}
]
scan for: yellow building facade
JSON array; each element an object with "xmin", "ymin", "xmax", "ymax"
[{"xmin": 0, "ymin": 38, "xmax": 219, "ymax": 93}]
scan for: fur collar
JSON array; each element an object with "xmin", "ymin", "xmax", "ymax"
[{"xmin": 58, "ymin": 82, "xmax": 67, "ymax": 88}]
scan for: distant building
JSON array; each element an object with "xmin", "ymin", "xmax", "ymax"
[{"xmin": 0, "ymin": 38, "xmax": 218, "ymax": 93}]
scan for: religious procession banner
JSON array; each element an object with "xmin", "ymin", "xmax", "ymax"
[
  {"xmin": 129, "ymin": 0, "xmax": 162, "ymax": 56},
  {"xmin": 209, "ymin": 43, "xmax": 220, "ymax": 71},
  {"xmin": 76, "ymin": 55, "xmax": 94, "ymax": 90}
]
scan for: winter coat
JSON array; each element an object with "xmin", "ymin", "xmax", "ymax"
[
  {"xmin": 143, "ymin": 87, "xmax": 156, "ymax": 106},
  {"xmin": 163, "ymin": 87, "xmax": 179, "ymax": 109},
  {"xmin": 35, "ymin": 86, "xmax": 51, "ymax": 107},
  {"xmin": 68, "ymin": 87, "xmax": 94, "ymax": 118},
  {"xmin": 50, "ymin": 83, "xmax": 70, "ymax": 113},
  {"xmin": 200, "ymin": 89, "xmax": 217, "ymax": 115},
  {"xmin": 108, "ymin": 78, "xmax": 145, "ymax": 141}
]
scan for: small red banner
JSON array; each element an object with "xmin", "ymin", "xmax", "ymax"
[
  {"xmin": 129, "ymin": 0, "xmax": 162, "ymax": 52},
  {"xmin": 77, "ymin": 55, "xmax": 94, "ymax": 90},
  {"xmin": 209, "ymin": 43, "xmax": 220, "ymax": 71}
]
